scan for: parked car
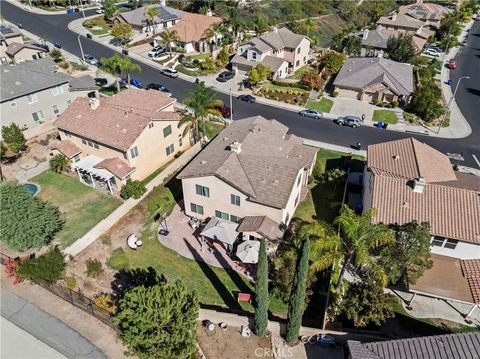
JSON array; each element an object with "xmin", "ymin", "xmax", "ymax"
[
  {"xmin": 146, "ymin": 83, "xmax": 169, "ymax": 92},
  {"xmin": 32, "ymin": 42, "xmax": 49, "ymax": 51},
  {"xmin": 95, "ymin": 7, "xmax": 104, "ymax": 14},
  {"xmin": 217, "ymin": 71, "xmax": 234, "ymax": 82},
  {"xmin": 220, "ymin": 106, "xmax": 232, "ymax": 118},
  {"xmin": 447, "ymin": 60, "xmax": 457, "ymax": 69},
  {"xmin": 424, "ymin": 48, "xmax": 440, "ymax": 57},
  {"xmin": 334, "ymin": 116, "xmax": 362, "ymax": 128},
  {"xmin": 424, "ymin": 44, "xmax": 441, "ymax": 52},
  {"xmin": 237, "ymin": 94, "xmax": 256, "ymax": 103},
  {"xmin": 109, "ymin": 38, "xmax": 129, "ymax": 46},
  {"xmin": 130, "ymin": 79, "xmax": 143, "ymax": 88},
  {"xmin": 299, "ymin": 109, "xmax": 323, "ymax": 119},
  {"xmin": 161, "ymin": 68, "xmax": 178, "ymax": 78},
  {"xmin": 94, "ymin": 77, "xmax": 108, "ymax": 86},
  {"xmin": 53, "ymin": 41, "xmax": 62, "ymax": 49},
  {"xmin": 148, "ymin": 46, "xmax": 165, "ymax": 57},
  {"xmin": 462, "ymin": 38, "xmax": 468, "ymax": 46},
  {"xmin": 83, "ymin": 54, "xmax": 98, "ymax": 66}
]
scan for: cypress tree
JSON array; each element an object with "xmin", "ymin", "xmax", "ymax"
[
  {"xmin": 254, "ymin": 237, "xmax": 269, "ymax": 336},
  {"xmin": 286, "ymin": 234, "xmax": 310, "ymax": 342}
]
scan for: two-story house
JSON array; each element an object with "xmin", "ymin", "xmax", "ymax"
[
  {"xmin": 363, "ymin": 138, "xmax": 480, "ymax": 315},
  {"xmin": 231, "ymin": 27, "xmax": 310, "ymax": 78},
  {"xmin": 177, "ymin": 116, "xmax": 317, "ymax": 242},
  {"xmin": 0, "ymin": 24, "xmax": 46, "ymax": 64},
  {"xmin": 0, "ymin": 58, "xmax": 98, "ymax": 135},
  {"xmin": 54, "ymin": 89, "xmax": 189, "ymax": 194}
]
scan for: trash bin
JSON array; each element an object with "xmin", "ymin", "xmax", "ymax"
[
  {"xmin": 122, "ymin": 49, "xmax": 129, "ymax": 56},
  {"xmin": 86, "ymin": 33, "xmax": 92, "ymax": 39},
  {"xmin": 376, "ymin": 121, "xmax": 383, "ymax": 128},
  {"xmin": 67, "ymin": 8, "xmax": 75, "ymax": 14},
  {"xmin": 382, "ymin": 123, "xmax": 388, "ymax": 129}
]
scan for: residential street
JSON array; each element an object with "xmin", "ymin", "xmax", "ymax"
[{"xmin": 1, "ymin": 1, "xmax": 479, "ymax": 168}]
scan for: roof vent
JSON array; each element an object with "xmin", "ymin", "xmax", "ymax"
[
  {"xmin": 402, "ymin": 201, "xmax": 409, "ymax": 208},
  {"xmin": 393, "ymin": 155, "xmax": 400, "ymax": 160},
  {"xmin": 89, "ymin": 97, "xmax": 99, "ymax": 110},
  {"xmin": 412, "ymin": 176, "xmax": 426, "ymax": 193},
  {"xmin": 223, "ymin": 137, "xmax": 229, "ymax": 141},
  {"xmin": 272, "ymin": 179, "xmax": 279, "ymax": 185},
  {"xmin": 229, "ymin": 141, "xmax": 241, "ymax": 154},
  {"xmin": 201, "ymin": 160, "xmax": 207, "ymax": 165}
]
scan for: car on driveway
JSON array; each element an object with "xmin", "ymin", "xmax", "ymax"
[
  {"xmin": 148, "ymin": 46, "xmax": 165, "ymax": 57},
  {"xmin": 237, "ymin": 94, "xmax": 256, "ymax": 103},
  {"xmin": 146, "ymin": 83, "xmax": 169, "ymax": 92},
  {"xmin": 424, "ymin": 48, "xmax": 440, "ymax": 57},
  {"xmin": 83, "ymin": 54, "xmax": 98, "ymax": 66},
  {"xmin": 130, "ymin": 79, "xmax": 143, "ymax": 88},
  {"xmin": 334, "ymin": 115, "xmax": 362, "ymax": 128},
  {"xmin": 299, "ymin": 109, "xmax": 323, "ymax": 119},
  {"xmin": 216, "ymin": 71, "xmax": 234, "ymax": 82},
  {"xmin": 96, "ymin": 7, "xmax": 104, "ymax": 14},
  {"xmin": 424, "ymin": 44, "xmax": 441, "ymax": 53},
  {"xmin": 161, "ymin": 68, "xmax": 178, "ymax": 78},
  {"xmin": 109, "ymin": 38, "xmax": 129, "ymax": 47},
  {"xmin": 94, "ymin": 77, "xmax": 108, "ymax": 86},
  {"xmin": 447, "ymin": 60, "xmax": 457, "ymax": 69}
]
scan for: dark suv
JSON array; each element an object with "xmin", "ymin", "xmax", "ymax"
[
  {"xmin": 334, "ymin": 116, "xmax": 362, "ymax": 128},
  {"xmin": 216, "ymin": 71, "xmax": 234, "ymax": 82}
]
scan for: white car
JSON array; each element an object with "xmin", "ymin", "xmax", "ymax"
[
  {"xmin": 424, "ymin": 48, "xmax": 440, "ymax": 57},
  {"xmin": 95, "ymin": 7, "xmax": 104, "ymax": 14}
]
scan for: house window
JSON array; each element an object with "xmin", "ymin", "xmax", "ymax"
[
  {"xmin": 73, "ymin": 154, "xmax": 80, "ymax": 162},
  {"xmin": 53, "ymin": 105, "xmax": 59, "ymax": 114},
  {"xmin": 165, "ymin": 144, "xmax": 174, "ymax": 156},
  {"xmin": 82, "ymin": 139, "xmax": 87, "ymax": 145},
  {"xmin": 303, "ymin": 56, "xmax": 306, "ymax": 63},
  {"xmin": 252, "ymin": 52, "xmax": 257, "ymax": 60},
  {"xmin": 297, "ymin": 47, "xmax": 301, "ymax": 54},
  {"xmin": 87, "ymin": 140, "xmax": 94, "ymax": 147},
  {"xmin": 178, "ymin": 134, "xmax": 183, "ymax": 147},
  {"xmin": 231, "ymin": 194, "xmax": 240, "ymax": 206},
  {"xmin": 27, "ymin": 93, "xmax": 38, "ymax": 104},
  {"xmin": 163, "ymin": 22, "xmax": 168, "ymax": 28},
  {"xmin": 230, "ymin": 214, "xmax": 241, "ymax": 223},
  {"xmin": 190, "ymin": 203, "xmax": 204, "ymax": 215},
  {"xmin": 444, "ymin": 239, "xmax": 458, "ymax": 250},
  {"xmin": 10, "ymin": 100, "xmax": 16, "ymax": 108},
  {"xmin": 149, "ymin": 122, "xmax": 154, "ymax": 129},
  {"xmin": 285, "ymin": 212, "xmax": 290, "ymax": 224},
  {"xmin": 431, "ymin": 237, "xmax": 444, "ymax": 247},
  {"xmin": 51, "ymin": 87, "xmax": 60, "ymax": 96},
  {"xmin": 215, "ymin": 210, "xmax": 229, "ymax": 221},
  {"xmin": 163, "ymin": 125, "xmax": 172, "ymax": 137},
  {"xmin": 32, "ymin": 110, "xmax": 44, "ymax": 122},
  {"xmin": 297, "ymin": 174, "xmax": 301, "ymax": 186},
  {"xmin": 64, "ymin": 131, "xmax": 71, "ymax": 138},
  {"xmin": 130, "ymin": 146, "xmax": 139, "ymax": 158},
  {"xmin": 295, "ymin": 60, "xmax": 300, "ymax": 67},
  {"xmin": 196, "ymin": 184, "xmax": 210, "ymax": 197},
  {"xmin": 294, "ymin": 194, "xmax": 299, "ymax": 206},
  {"xmin": 94, "ymin": 143, "xmax": 99, "ymax": 149}
]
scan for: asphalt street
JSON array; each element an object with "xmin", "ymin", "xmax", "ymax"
[{"xmin": 1, "ymin": 2, "xmax": 479, "ymax": 167}]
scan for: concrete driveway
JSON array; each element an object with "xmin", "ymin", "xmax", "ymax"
[{"xmin": 330, "ymin": 97, "xmax": 375, "ymax": 121}]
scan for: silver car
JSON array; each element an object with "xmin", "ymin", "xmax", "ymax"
[
  {"xmin": 299, "ymin": 109, "xmax": 323, "ymax": 119},
  {"xmin": 83, "ymin": 54, "xmax": 98, "ymax": 66},
  {"xmin": 334, "ymin": 116, "xmax": 362, "ymax": 128}
]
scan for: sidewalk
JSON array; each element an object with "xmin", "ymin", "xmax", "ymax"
[
  {"xmin": 64, "ymin": 142, "xmax": 201, "ymax": 257},
  {"xmin": 6, "ymin": 0, "xmax": 94, "ymax": 15}
]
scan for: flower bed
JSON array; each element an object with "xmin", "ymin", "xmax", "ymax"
[{"xmin": 254, "ymin": 82, "xmax": 310, "ymax": 105}]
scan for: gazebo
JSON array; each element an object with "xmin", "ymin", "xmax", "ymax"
[{"xmin": 200, "ymin": 217, "xmax": 239, "ymax": 251}]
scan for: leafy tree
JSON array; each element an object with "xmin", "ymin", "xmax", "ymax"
[
  {"xmin": 2, "ymin": 123, "xmax": 26, "ymax": 154},
  {"xmin": 438, "ymin": 13, "xmax": 462, "ymax": 41},
  {"xmin": 253, "ymin": 14, "xmax": 269, "ymax": 34},
  {"xmin": 120, "ymin": 179, "xmax": 147, "ymax": 199},
  {"xmin": 342, "ymin": 35, "xmax": 362, "ymax": 56},
  {"xmin": 286, "ymin": 235, "xmax": 310, "ymax": 343},
  {"xmin": 379, "ymin": 221, "xmax": 432, "ymax": 286},
  {"xmin": 17, "ymin": 247, "xmax": 65, "ymax": 283},
  {"xmin": 248, "ymin": 64, "xmax": 272, "ymax": 85},
  {"xmin": 271, "ymin": 247, "xmax": 298, "ymax": 302},
  {"xmin": 103, "ymin": 0, "xmax": 117, "ymax": 20},
  {"xmin": 440, "ymin": 35, "xmax": 460, "ymax": 52},
  {"xmin": 333, "ymin": 205, "xmax": 394, "ymax": 292},
  {"xmin": 100, "ymin": 53, "xmax": 124, "ymax": 92},
  {"xmin": 0, "ymin": 183, "xmax": 63, "ymax": 251},
  {"xmin": 321, "ymin": 51, "xmax": 346, "ymax": 74},
  {"xmin": 216, "ymin": 47, "xmax": 229, "ymax": 66},
  {"xmin": 387, "ymin": 33, "xmax": 416, "ymax": 63},
  {"xmin": 409, "ymin": 83, "xmax": 443, "ymax": 123},
  {"xmin": 119, "ymin": 56, "xmax": 141, "ymax": 86},
  {"xmin": 0, "ymin": 142, "xmax": 7, "ymax": 159},
  {"xmin": 50, "ymin": 154, "xmax": 69, "ymax": 173},
  {"xmin": 157, "ymin": 29, "xmax": 181, "ymax": 55},
  {"xmin": 254, "ymin": 238, "xmax": 269, "ymax": 336},
  {"xmin": 227, "ymin": 7, "xmax": 245, "ymax": 40},
  {"xmin": 300, "ymin": 70, "xmax": 323, "ymax": 90},
  {"xmin": 144, "ymin": 7, "xmax": 159, "ymax": 35},
  {"xmin": 111, "ymin": 23, "xmax": 133, "ymax": 40},
  {"xmin": 199, "ymin": 56, "xmax": 217, "ymax": 71},
  {"xmin": 113, "ymin": 280, "xmax": 199, "ymax": 359},
  {"xmin": 304, "ymin": 18, "xmax": 314, "ymax": 38},
  {"xmin": 49, "ymin": 48, "xmax": 63, "ymax": 63}
]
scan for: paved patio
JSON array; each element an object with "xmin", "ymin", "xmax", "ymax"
[{"xmin": 159, "ymin": 203, "xmax": 250, "ymax": 277}]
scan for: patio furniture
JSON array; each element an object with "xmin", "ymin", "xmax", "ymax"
[
  {"xmin": 240, "ymin": 325, "xmax": 251, "ymax": 338},
  {"xmin": 200, "ymin": 217, "xmax": 239, "ymax": 249},
  {"xmin": 236, "ymin": 240, "xmax": 260, "ymax": 264},
  {"xmin": 188, "ymin": 217, "xmax": 201, "ymax": 229},
  {"xmin": 219, "ymin": 322, "xmax": 228, "ymax": 330},
  {"xmin": 127, "ymin": 234, "xmax": 142, "ymax": 250},
  {"xmin": 237, "ymin": 292, "xmax": 251, "ymax": 303}
]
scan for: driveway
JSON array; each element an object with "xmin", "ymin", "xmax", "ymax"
[{"xmin": 330, "ymin": 97, "xmax": 374, "ymax": 121}]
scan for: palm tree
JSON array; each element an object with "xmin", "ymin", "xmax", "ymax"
[
  {"xmin": 119, "ymin": 56, "xmax": 141, "ymax": 87},
  {"xmin": 144, "ymin": 7, "xmax": 159, "ymax": 35},
  {"xmin": 158, "ymin": 29, "xmax": 180, "ymax": 56},
  {"xmin": 304, "ymin": 18, "xmax": 314, "ymax": 38},
  {"xmin": 253, "ymin": 15, "xmax": 269, "ymax": 35},
  {"xmin": 228, "ymin": 8, "xmax": 245, "ymax": 40},
  {"xmin": 100, "ymin": 54, "xmax": 123, "ymax": 92},
  {"xmin": 181, "ymin": 82, "xmax": 218, "ymax": 141},
  {"xmin": 333, "ymin": 205, "xmax": 394, "ymax": 292},
  {"xmin": 202, "ymin": 22, "xmax": 224, "ymax": 50}
]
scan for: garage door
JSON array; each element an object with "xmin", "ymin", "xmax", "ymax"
[
  {"xmin": 337, "ymin": 88, "xmax": 360, "ymax": 100},
  {"xmin": 362, "ymin": 92, "xmax": 375, "ymax": 102},
  {"xmin": 233, "ymin": 63, "xmax": 253, "ymax": 73}
]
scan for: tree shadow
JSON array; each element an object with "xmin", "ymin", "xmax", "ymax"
[
  {"xmin": 211, "ymin": 247, "xmax": 252, "ymax": 295},
  {"xmin": 111, "ymin": 266, "xmax": 166, "ymax": 301},
  {"xmin": 164, "ymin": 175, "xmax": 183, "ymax": 205},
  {"xmin": 183, "ymin": 238, "xmax": 241, "ymax": 310}
]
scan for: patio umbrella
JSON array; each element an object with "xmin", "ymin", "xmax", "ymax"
[
  {"xmin": 236, "ymin": 240, "xmax": 260, "ymax": 264},
  {"xmin": 200, "ymin": 217, "xmax": 239, "ymax": 246}
]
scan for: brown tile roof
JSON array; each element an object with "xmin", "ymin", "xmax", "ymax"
[
  {"xmin": 377, "ymin": 13, "xmax": 425, "ymax": 29},
  {"xmin": 379, "ymin": 28, "xmax": 427, "ymax": 51},
  {"xmin": 54, "ymin": 89, "xmax": 177, "ymax": 151},
  {"xmin": 461, "ymin": 259, "xmax": 480, "ymax": 304},
  {"xmin": 170, "ymin": 13, "xmax": 223, "ymax": 43},
  {"xmin": 55, "ymin": 140, "xmax": 81, "ymax": 158},
  {"xmin": 178, "ymin": 116, "xmax": 317, "ymax": 209},
  {"xmin": 6, "ymin": 42, "xmax": 47, "ymax": 56},
  {"xmin": 237, "ymin": 216, "xmax": 285, "ymax": 241},
  {"xmin": 95, "ymin": 158, "xmax": 135, "ymax": 179}
]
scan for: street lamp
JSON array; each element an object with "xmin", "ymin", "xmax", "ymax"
[
  {"xmin": 437, "ymin": 76, "xmax": 469, "ymax": 133},
  {"xmin": 229, "ymin": 87, "xmax": 233, "ymax": 123},
  {"xmin": 77, "ymin": 0, "xmax": 85, "ymax": 18},
  {"xmin": 77, "ymin": 34, "xmax": 85, "ymax": 64}
]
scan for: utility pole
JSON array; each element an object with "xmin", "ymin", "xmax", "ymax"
[
  {"xmin": 77, "ymin": 34, "xmax": 85, "ymax": 64},
  {"xmin": 437, "ymin": 76, "xmax": 469, "ymax": 134},
  {"xmin": 78, "ymin": 0, "xmax": 85, "ymax": 18}
]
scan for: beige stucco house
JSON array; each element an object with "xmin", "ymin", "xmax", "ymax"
[
  {"xmin": 0, "ymin": 24, "xmax": 46, "ymax": 64},
  {"xmin": 231, "ymin": 27, "xmax": 310, "ymax": 78},
  {"xmin": 177, "ymin": 116, "xmax": 317, "ymax": 242},
  {"xmin": 54, "ymin": 89, "xmax": 189, "ymax": 194}
]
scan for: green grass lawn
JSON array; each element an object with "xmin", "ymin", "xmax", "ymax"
[
  {"xmin": 199, "ymin": 120, "xmax": 225, "ymax": 140},
  {"xmin": 373, "ymin": 110, "xmax": 398, "ymax": 124},
  {"xmin": 32, "ymin": 171, "xmax": 121, "ymax": 247},
  {"xmin": 175, "ymin": 64, "xmax": 200, "ymax": 77},
  {"xmin": 108, "ymin": 227, "xmax": 287, "ymax": 315},
  {"xmin": 306, "ymin": 98, "xmax": 333, "ymax": 113},
  {"xmin": 287, "ymin": 65, "xmax": 316, "ymax": 80},
  {"xmin": 294, "ymin": 148, "xmax": 364, "ymax": 224},
  {"xmin": 83, "ymin": 16, "xmax": 111, "ymax": 36},
  {"xmin": 154, "ymin": 56, "xmax": 172, "ymax": 65}
]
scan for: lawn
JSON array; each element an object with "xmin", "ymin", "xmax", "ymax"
[
  {"xmin": 83, "ymin": 16, "xmax": 111, "ymax": 36},
  {"xmin": 294, "ymin": 148, "xmax": 364, "ymax": 224},
  {"xmin": 108, "ymin": 227, "xmax": 287, "ymax": 315},
  {"xmin": 175, "ymin": 64, "xmax": 200, "ymax": 77},
  {"xmin": 306, "ymin": 98, "xmax": 333, "ymax": 113},
  {"xmin": 199, "ymin": 120, "xmax": 225, "ymax": 140},
  {"xmin": 261, "ymin": 82, "xmax": 309, "ymax": 94},
  {"xmin": 154, "ymin": 56, "xmax": 172, "ymax": 65},
  {"xmin": 373, "ymin": 110, "xmax": 398, "ymax": 124},
  {"xmin": 32, "ymin": 171, "xmax": 121, "ymax": 247},
  {"xmin": 287, "ymin": 65, "xmax": 316, "ymax": 80}
]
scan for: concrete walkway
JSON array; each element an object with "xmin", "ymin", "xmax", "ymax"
[
  {"xmin": 64, "ymin": 142, "xmax": 201, "ymax": 256},
  {"xmin": 1, "ymin": 290, "xmax": 107, "ymax": 359}
]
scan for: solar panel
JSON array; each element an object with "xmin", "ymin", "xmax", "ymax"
[{"xmin": 0, "ymin": 25, "xmax": 14, "ymax": 35}]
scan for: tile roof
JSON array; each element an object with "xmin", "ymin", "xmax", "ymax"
[
  {"xmin": 55, "ymin": 140, "xmax": 81, "ymax": 158},
  {"xmin": 260, "ymin": 27, "xmax": 306, "ymax": 50},
  {"xmin": 5, "ymin": 42, "xmax": 47, "ymax": 56},
  {"xmin": 461, "ymin": 259, "xmax": 480, "ymax": 304},
  {"xmin": 377, "ymin": 13, "xmax": 425, "ymax": 29},
  {"xmin": 170, "ymin": 13, "xmax": 223, "ymax": 43},
  {"xmin": 357, "ymin": 29, "xmax": 390, "ymax": 49},
  {"xmin": 237, "ymin": 216, "xmax": 285, "ymax": 241},
  {"xmin": 347, "ymin": 332, "xmax": 480, "ymax": 359},
  {"xmin": 178, "ymin": 116, "xmax": 317, "ymax": 209},
  {"xmin": 378, "ymin": 28, "xmax": 427, "ymax": 51},
  {"xmin": 333, "ymin": 57, "xmax": 414, "ymax": 96},
  {"xmin": 68, "ymin": 75, "xmax": 99, "ymax": 91},
  {"xmin": 116, "ymin": 5, "xmax": 185, "ymax": 27},
  {"xmin": 94, "ymin": 158, "xmax": 135, "ymax": 179},
  {"xmin": 399, "ymin": 3, "xmax": 451, "ymax": 21},
  {"xmin": 54, "ymin": 89, "xmax": 177, "ymax": 151},
  {"xmin": 260, "ymin": 55, "xmax": 288, "ymax": 72},
  {"xmin": 0, "ymin": 24, "xmax": 22, "ymax": 40}
]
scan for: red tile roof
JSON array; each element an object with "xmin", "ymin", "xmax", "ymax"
[
  {"xmin": 95, "ymin": 157, "xmax": 135, "ymax": 179},
  {"xmin": 55, "ymin": 139, "xmax": 81, "ymax": 158},
  {"xmin": 170, "ymin": 13, "xmax": 223, "ymax": 43},
  {"xmin": 461, "ymin": 259, "xmax": 480, "ymax": 304}
]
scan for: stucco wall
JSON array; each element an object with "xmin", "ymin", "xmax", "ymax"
[
  {"xmin": 430, "ymin": 239, "xmax": 480, "ymax": 260},
  {"xmin": 290, "ymin": 37, "xmax": 310, "ymax": 71}
]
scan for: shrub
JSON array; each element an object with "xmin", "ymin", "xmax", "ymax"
[
  {"xmin": 107, "ymin": 248, "xmax": 130, "ymax": 270},
  {"xmin": 332, "ymin": 91, "xmax": 339, "ymax": 97},
  {"xmin": 17, "ymin": 247, "xmax": 65, "ymax": 284},
  {"xmin": 94, "ymin": 293, "xmax": 116, "ymax": 314},
  {"xmin": 174, "ymin": 150, "xmax": 184, "ymax": 159},
  {"xmin": 392, "ymin": 100, "xmax": 399, "ymax": 107},
  {"xmin": 49, "ymin": 48, "xmax": 63, "ymax": 62},
  {"xmin": 70, "ymin": 62, "xmax": 89, "ymax": 71},
  {"xmin": 101, "ymin": 236, "xmax": 111, "ymax": 246},
  {"xmin": 3, "ymin": 257, "xmax": 28, "ymax": 285},
  {"xmin": 120, "ymin": 179, "xmax": 147, "ymax": 200},
  {"xmin": 85, "ymin": 258, "xmax": 103, "ymax": 278},
  {"xmin": 58, "ymin": 61, "xmax": 70, "ymax": 70},
  {"xmin": 271, "ymin": 80, "xmax": 310, "ymax": 91},
  {"xmin": 2, "ymin": 123, "xmax": 26, "ymax": 153},
  {"xmin": 50, "ymin": 154, "xmax": 69, "ymax": 173},
  {"xmin": 65, "ymin": 276, "xmax": 77, "ymax": 290},
  {"xmin": 372, "ymin": 98, "xmax": 380, "ymax": 106}
]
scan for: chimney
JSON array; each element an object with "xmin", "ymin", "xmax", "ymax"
[
  {"xmin": 363, "ymin": 29, "xmax": 369, "ymax": 40},
  {"xmin": 391, "ymin": 13, "xmax": 397, "ymax": 21},
  {"xmin": 160, "ymin": 0, "xmax": 166, "ymax": 6},
  {"xmin": 206, "ymin": 8, "xmax": 213, "ymax": 17},
  {"xmin": 412, "ymin": 176, "xmax": 426, "ymax": 193},
  {"xmin": 229, "ymin": 141, "xmax": 241, "ymax": 154},
  {"xmin": 89, "ymin": 97, "xmax": 99, "ymax": 110},
  {"xmin": 272, "ymin": 27, "xmax": 278, "ymax": 33},
  {"xmin": 416, "ymin": 25, "xmax": 423, "ymax": 35}
]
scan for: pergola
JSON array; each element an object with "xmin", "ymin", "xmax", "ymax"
[{"xmin": 74, "ymin": 155, "xmax": 115, "ymax": 195}]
